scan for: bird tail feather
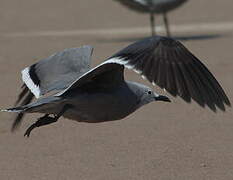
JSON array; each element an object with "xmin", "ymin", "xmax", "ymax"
[
  {"xmin": 1, "ymin": 106, "xmax": 26, "ymax": 113},
  {"xmin": 1, "ymin": 96, "xmax": 61, "ymax": 114}
]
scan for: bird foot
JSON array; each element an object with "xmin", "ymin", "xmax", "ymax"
[{"xmin": 24, "ymin": 114, "xmax": 57, "ymax": 137}]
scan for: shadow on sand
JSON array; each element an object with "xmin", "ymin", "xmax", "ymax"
[{"xmin": 97, "ymin": 33, "xmax": 225, "ymax": 43}]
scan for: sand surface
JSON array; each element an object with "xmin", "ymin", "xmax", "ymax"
[{"xmin": 0, "ymin": 0, "xmax": 233, "ymax": 179}]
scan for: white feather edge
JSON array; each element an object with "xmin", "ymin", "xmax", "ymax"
[
  {"xmin": 0, "ymin": 109, "xmax": 22, "ymax": 113},
  {"xmin": 21, "ymin": 67, "xmax": 41, "ymax": 98},
  {"xmin": 55, "ymin": 57, "xmax": 152, "ymax": 96},
  {"xmin": 108, "ymin": 58, "xmax": 157, "ymax": 87}
]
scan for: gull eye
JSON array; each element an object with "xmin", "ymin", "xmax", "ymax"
[{"xmin": 147, "ymin": 90, "xmax": 152, "ymax": 95}]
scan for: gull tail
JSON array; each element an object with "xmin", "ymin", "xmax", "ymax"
[
  {"xmin": 1, "ymin": 105, "xmax": 28, "ymax": 113},
  {"xmin": 1, "ymin": 96, "xmax": 61, "ymax": 114}
]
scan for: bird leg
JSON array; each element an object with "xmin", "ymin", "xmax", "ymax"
[
  {"xmin": 150, "ymin": 11, "xmax": 156, "ymax": 37},
  {"xmin": 24, "ymin": 105, "xmax": 70, "ymax": 137},
  {"xmin": 163, "ymin": 13, "xmax": 171, "ymax": 37}
]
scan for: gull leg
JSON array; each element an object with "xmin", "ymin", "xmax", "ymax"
[
  {"xmin": 24, "ymin": 105, "xmax": 70, "ymax": 137},
  {"xmin": 163, "ymin": 13, "xmax": 171, "ymax": 37},
  {"xmin": 150, "ymin": 11, "xmax": 156, "ymax": 37}
]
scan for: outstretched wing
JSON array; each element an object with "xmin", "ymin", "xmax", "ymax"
[
  {"xmin": 56, "ymin": 63, "xmax": 124, "ymax": 96},
  {"xmin": 106, "ymin": 36, "xmax": 230, "ymax": 112},
  {"xmin": 12, "ymin": 46, "xmax": 93, "ymax": 131},
  {"xmin": 22, "ymin": 45, "xmax": 93, "ymax": 98},
  {"xmin": 55, "ymin": 36, "xmax": 230, "ymax": 112}
]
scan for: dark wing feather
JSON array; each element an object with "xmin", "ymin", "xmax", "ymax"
[
  {"xmin": 109, "ymin": 36, "xmax": 230, "ymax": 111},
  {"xmin": 12, "ymin": 84, "xmax": 34, "ymax": 131}
]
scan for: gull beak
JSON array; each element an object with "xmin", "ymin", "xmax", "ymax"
[{"xmin": 155, "ymin": 95, "xmax": 171, "ymax": 102}]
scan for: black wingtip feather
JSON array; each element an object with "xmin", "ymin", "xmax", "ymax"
[
  {"xmin": 11, "ymin": 113, "xmax": 25, "ymax": 132},
  {"xmin": 11, "ymin": 85, "xmax": 34, "ymax": 132},
  {"xmin": 14, "ymin": 84, "xmax": 28, "ymax": 106},
  {"xmin": 194, "ymin": 58, "xmax": 231, "ymax": 108},
  {"xmin": 29, "ymin": 64, "xmax": 40, "ymax": 86}
]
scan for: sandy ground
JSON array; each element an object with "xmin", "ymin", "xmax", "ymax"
[{"xmin": 0, "ymin": 0, "xmax": 233, "ymax": 179}]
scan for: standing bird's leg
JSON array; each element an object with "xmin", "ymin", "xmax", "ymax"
[
  {"xmin": 150, "ymin": 11, "xmax": 155, "ymax": 36},
  {"xmin": 163, "ymin": 12, "xmax": 171, "ymax": 37},
  {"xmin": 24, "ymin": 105, "xmax": 70, "ymax": 137}
]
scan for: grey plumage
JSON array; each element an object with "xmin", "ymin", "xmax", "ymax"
[
  {"xmin": 22, "ymin": 45, "xmax": 93, "ymax": 98},
  {"xmin": 113, "ymin": 0, "xmax": 188, "ymax": 36},
  {"xmin": 1, "ymin": 36, "xmax": 230, "ymax": 137},
  {"xmin": 11, "ymin": 46, "xmax": 93, "ymax": 131}
]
